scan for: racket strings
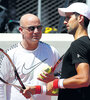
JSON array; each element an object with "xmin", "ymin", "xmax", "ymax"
[
  {"xmin": 0, "ymin": 48, "xmax": 26, "ymax": 90},
  {"xmin": 1, "ymin": 44, "xmax": 26, "ymax": 89},
  {"xmin": 0, "ymin": 51, "xmax": 5, "ymax": 68}
]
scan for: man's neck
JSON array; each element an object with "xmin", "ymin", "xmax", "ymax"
[
  {"xmin": 21, "ymin": 41, "xmax": 38, "ymax": 50},
  {"xmin": 74, "ymin": 27, "xmax": 88, "ymax": 40}
]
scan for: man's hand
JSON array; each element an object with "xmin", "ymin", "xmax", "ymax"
[
  {"xmin": 20, "ymin": 86, "xmax": 36, "ymax": 98},
  {"xmin": 38, "ymin": 70, "xmax": 55, "ymax": 83},
  {"xmin": 46, "ymin": 80, "xmax": 54, "ymax": 92}
]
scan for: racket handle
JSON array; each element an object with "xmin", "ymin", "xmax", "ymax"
[{"xmin": 15, "ymin": 70, "xmax": 26, "ymax": 89}]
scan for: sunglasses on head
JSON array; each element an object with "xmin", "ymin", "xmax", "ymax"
[{"xmin": 21, "ymin": 25, "xmax": 42, "ymax": 31}]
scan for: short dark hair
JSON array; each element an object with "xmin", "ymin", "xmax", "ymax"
[
  {"xmin": 84, "ymin": 16, "xmax": 89, "ymax": 28},
  {"xmin": 74, "ymin": 12, "xmax": 89, "ymax": 28}
]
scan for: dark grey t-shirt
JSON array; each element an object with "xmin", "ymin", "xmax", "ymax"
[{"xmin": 58, "ymin": 36, "xmax": 90, "ymax": 100}]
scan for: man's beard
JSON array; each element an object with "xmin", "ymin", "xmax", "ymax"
[{"xmin": 68, "ymin": 27, "xmax": 76, "ymax": 36}]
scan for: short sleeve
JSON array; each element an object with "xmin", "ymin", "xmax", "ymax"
[{"xmin": 71, "ymin": 40, "xmax": 88, "ymax": 64}]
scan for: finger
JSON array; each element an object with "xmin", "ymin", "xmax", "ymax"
[
  {"xmin": 37, "ymin": 77, "xmax": 43, "ymax": 81},
  {"xmin": 42, "ymin": 70, "xmax": 48, "ymax": 75},
  {"xmin": 20, "ymin": 89, "xmax": 23, "ymax": 93},
  {"xmin": 42, "ymin": 70, "xmax": 54, "ymax": 76},
  {"xmin": 38, "ymin": 77, "xmax": 45, "ymax": 81},
  {"xmin": 37, "ymin": 77, "xmax": 48, "ymax": 83},
  {"xmin": 40, "ymin": 73, "xmax": 47, "ymax": 78},
  {"xmin": 22, "ymin": 90, "xmax": 31, "ymax": 98}
]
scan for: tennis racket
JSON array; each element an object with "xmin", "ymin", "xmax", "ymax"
[
  {"xmin": 52, "ymin": 54, "xmax": 64, "ymax": 72},
  {"xmin": 0, "ymin": 48, "xmax": 26, "ymax": 90},
  {"xmin": 0, "ymin": 77, "xmax": 23, "ymax": 90}
]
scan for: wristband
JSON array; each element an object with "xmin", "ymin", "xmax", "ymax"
[
  {"xmin": 41, "ymin": 85, "xmax": 46, "ymax": 94},
  {"xmin": 35, "ymin": 85, "xmax": 47, "ymax": 94},
  {"xmin": 53, "ymin": 79, "xmax": 65, "ymax": 89},
  {"xmin": 35, "ymin": 85, "xmax": 41, "ymax": 94},
  {"xmin": 58, "ymin": 79, "xmax": 65, "ymax": 89},
  {"xmin": 53, "ymin": 79, "xmax": 59, "ymax": 89}
]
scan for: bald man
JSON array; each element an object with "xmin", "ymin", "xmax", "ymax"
[{"xmin": 0, "ymin": 13, "xmax": 62, "ymax": 100}]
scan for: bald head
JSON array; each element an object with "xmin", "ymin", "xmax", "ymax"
[{"xmin": 20, "ymin": 13, "xmax": 41, "ymax": 27}]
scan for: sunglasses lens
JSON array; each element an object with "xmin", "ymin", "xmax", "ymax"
[
  {"xmin": 29, "ymin": 26, "xmax": 35, "ymax": 31},
  {"xmin": 37, "ymin": 25, "xmax": 42, "ymax": 30},
  {"xmin": 27, "ymin": 25, "xmax": 42, "ymax": 31}
]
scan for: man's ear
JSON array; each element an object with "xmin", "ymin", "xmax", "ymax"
[
  {"xmin": 78, "ymin": 15, "xmax": 84, "ymax": 23},
  {"xmin": 19, "ymin": 27, "xmax": 25, "ymax": 39},
  {"xmin": 19, "ymin": 27, "xmax": 23, "ymax": 33}
]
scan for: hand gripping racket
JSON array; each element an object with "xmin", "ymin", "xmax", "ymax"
[{"xmin": 0, "ymin": 48, "xmax": 26, "ymax": 90}]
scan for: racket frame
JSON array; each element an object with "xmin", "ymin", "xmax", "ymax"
[{"xmin": 0, "ymin": 48, "xmax": 26, "ymax": 89}]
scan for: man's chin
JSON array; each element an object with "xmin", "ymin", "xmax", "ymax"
[
  {"xmin": 68, "ymin": 30, "xmax": 73, "ymax": 35},
  {"xmin": 32, "ymin": 39, "xmax": 39, "ymax": 42}
]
